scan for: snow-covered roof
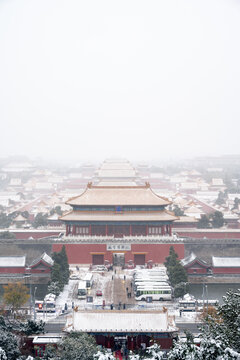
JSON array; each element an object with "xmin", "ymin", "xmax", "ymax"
[
  {"xmin": 212, "ymin": 257, "xmax": 240, "ymax": 267},
  {"xmin": 211, "ymin": 178, "xmax": 224, "ymax": 186},
  {"xmin": 13, "ymin": 214, "xmax": 27, "ymax": 222},
  {"xmin": 181, "ymin": 253, "xmax": 209, "ymax": 267},
  {"xmin": 33, "ymin": 335, "xmax": 63, "ymax": 344},
  {"xmin": 70, "ymin": 310, "xmax": 177, "ymax": 333},
  {"xmin": 181, "ymin": 253, "xmax": 196, "ymax": 266},
  {"xmin": 0, "ymin": 256, "xmax": 26, "ymax": 267},
  {"xmin": 30, "ymin": 252, "xmax": 54, "ymax": 267}
]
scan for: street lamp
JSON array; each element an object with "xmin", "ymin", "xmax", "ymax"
[
  {"xmin": 24, "ymin": 267, "xmax": 32, "ymax": 317},
  {"xmin": 33, "ymin": 287, "xmax": 37, "ymax": 321}
]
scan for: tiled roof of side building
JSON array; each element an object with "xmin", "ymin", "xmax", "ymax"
[
  {"xmin": 66, "ymin": 183, "xmax": 171, "ymax": 206},
  {"xmin": 212, "ymin": 256, "xmax": 240, "ymax": 267},
  {"xmin": 30, "ymin": 252, "xmax": 54, "ymax": 267},
  {"xmin": 68, "ymin": 310, "xmax": 177, "ymax": 333},
  {"xmin": 0, "ymin": 256, "xmax": 26, "ymax": 267}
]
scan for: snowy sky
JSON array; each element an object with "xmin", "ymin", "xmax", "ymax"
[{"xmin": 0, "ymin": 0, "xmax": 240, "ymax": 163}]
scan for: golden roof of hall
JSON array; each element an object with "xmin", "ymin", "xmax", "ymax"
[
  {"xmin": 60, "ymin": 210, "xmax": 177, "ymax": 222},
  {"xmin": 66, "ymin": 183, "xmax": 171, "ymax": 207}
]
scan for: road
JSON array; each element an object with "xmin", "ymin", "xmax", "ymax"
[{"xmin": 176, "ymin": 322, "xmax": 201, "ymax": 334}]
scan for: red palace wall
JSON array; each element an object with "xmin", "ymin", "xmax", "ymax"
[
  {"xmin": 30, "ymin": 268, "xmax": 51, "ymax": 274},
  {"xmin": 52, "ymin": 243, "xmax": 184, "ymax": 265},
  {"xmin": 186, "ymin": 268, "xmax": 208, "ymax": 274},
  {"xmin": 3, "ymin": 231, "xmax": 62, "ymax": 240},
  {"xmin": 176, "ymin": 231, "xmax": 240, "ymax": 239},
  {"xmin": 212, "ymin": 267, "xmax": 240, "ymax": 274},
  {"xmin": 0, "ymin": 267, "xmax": 25, "ymax": 274}
]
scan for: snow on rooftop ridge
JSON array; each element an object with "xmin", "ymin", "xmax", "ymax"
[
  {"xmin": 30, "ymin": 252, "xmax": 53, "ymax": 267},
  {"xmin": 181, "ymin": 252, "xmax": 196, "ymax": 267},
  {"xmin": 0, "ymin": 256, "xmax": 26, "ymax": 267},
  {"xmin": 42, "ymin": 252, "xmax": 54, "ymax": 265},
  {"xmin": 212, "ymin": 256, "xmax": 240, "ymax": 267}
]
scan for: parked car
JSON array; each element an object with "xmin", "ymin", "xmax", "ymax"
[
  {"xmin": 96, "ymin": 290, "xmax": 103, "ymax": 296},
  {"xmin": 70, "ymin": 274, "xmax": 80, "ymax": 280},
  {"xmin": 92, "ymin": 265, "xmax": 108, "ymax": 272}
]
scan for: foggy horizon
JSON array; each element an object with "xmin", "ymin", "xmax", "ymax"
[{"xmin": 1, "ymin": 0, "xmax": 240, "ymax": 163}]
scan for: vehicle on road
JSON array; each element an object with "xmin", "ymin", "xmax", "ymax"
[
  {"xmin": 135, "ymin": 286, "xmax": 172, "ymax": 301},
  {"xmin": 84, "ymin": 273, "xmax": 94, "ymax": 289},
  {"xmin": 77, "ymin": 280, "xmax": 87, "ymax": 299},
  {"xmin": 96, "ymin": 290, "xmax": 103, "ymax": 296},
  {"xmin": 70, "ymin": 274, "xmax": 80, "ymax": 280},
  {"xmin": 35, "ymin": 293, "xmax": 56, "ymax": 312}
]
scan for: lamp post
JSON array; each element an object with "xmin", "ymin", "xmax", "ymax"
[
  {"xmin": 33, "ymin": 287, "xmax": 37, "ymax": 321},
  {"xmin": 24, "ymin": 267, "xmax": 32, "ymax": 317},
  {"xmin": 202, "ymin": 282, "xmax": 209, "ymax": 313}
]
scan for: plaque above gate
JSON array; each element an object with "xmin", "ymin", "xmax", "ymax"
[{"xmin": 107, "ymin": 244, "xmax": 131, "ymax": 251}]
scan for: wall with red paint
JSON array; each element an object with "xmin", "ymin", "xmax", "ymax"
[
  {"xmin": 212, "ymin": 267, "xmax": 240, "ymax": 274},
  {"xmin": 176, "ymin": 231, "xmax": 240, "ymax": 239},
  {"xmin": 186, "ymin": 268, "xmax": 208, "ymax": 274},
  {"xmin": 0, "ymin": 267, "xmax": 25, "ymax": 273},
  {"xmin": 2, "ymin": 231, "xmax": 61, "ymax": 240},
  {"xmin": 52, "ymin": 243, "xmax": 184, "ymax": 264}
]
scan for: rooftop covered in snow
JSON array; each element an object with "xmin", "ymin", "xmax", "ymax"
[
  {"xmin": 69, "ymin": 310, "xmax": 177, "ymax": 334},
  {"xmin": 0, "ymin": 256, "xmax": 26, "ymax": 267},
  {"xmin": 212, "ymin": 256, "xmax": 240, "ymax": 267}
]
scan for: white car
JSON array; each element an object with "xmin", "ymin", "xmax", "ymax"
[{"xmin": 70, "ymin": 274, "xmax": 80, "ymax": 280}]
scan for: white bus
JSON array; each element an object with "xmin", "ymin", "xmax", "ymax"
[
  {"xmin": 77, "ymin": 280, "xmax": 87, "ymax": 299},
  {"xmin": 35, "ymin": 293, "xmax": 56, "ymax": 312},
  {"xmin": 134, "ymin": 282, "xmax": 169, "ymax": 292},
  {"xmin": 84, "ymin": 273, "xmax": 94, "ymax": 289},
  {"xmin": 135, "ymin": 286, "xmax": 172, "ymax": 301},
  {"xmin": 179, "ymin": 298, "xmax": 219, "ymax": 312},
  {"xmin": 134, "ymin": 276, "xmax": 169, "ymax": 284}
]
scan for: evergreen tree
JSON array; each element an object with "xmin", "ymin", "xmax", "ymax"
[
  {"xmin": 60, "ymin": 245, "xmax": 70, "ymax": 284},
  {"xmin": 33, "ymin": 213, "xmax": 48, "ymax": 228},
  {"xmin": 164, "ymin": 247, "xmax": 188, "ymax": 298},
  {"xmin": 57, "ymin": 332, "xmax": 98, "ymax": 360},
  {"xmin": 198, "ymin": 214, "xmax": 210, "ymax": 229},
  {"xmin": 172, "ymin": 206, "xmax": 184, "ymax": 216},
  {"xmin": 164, "ymin": 246, "xmax": 178, "ymax": 268},
  {"xmin": 215, "ymin": 191, "xmax": 226, "ymax": 205},
  {"xmin": 210, "ymin": 211, "xmax": 224, "ymax": 228},
  {"xmin": 203, "ymin": 288, "xmax": 240, "ymax": 352},
  {"xmin": 50, "ymin": 246, "xmax": 70, "ymax": 291},
  {"xmin": 232, "ymin": 197, "xmax": 240, "ymax": 210}
]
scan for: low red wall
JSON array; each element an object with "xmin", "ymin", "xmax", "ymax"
[
  {"xmin": 187, "ymin": 268, "xmax": 208, "ymax": 274},
  {"xmin": 176, "ymin": 231, "xmax": 240, "ymax": 239},
  {"xmin": 52, "ymin": 243, "xmax": 184, "ymax": 265},
  {"xmin": 0, "ymin": 267, "xmax": 25, "ymax": 273},
  {"xmin": 212, "ymin": 267, "xmax": 240, "ymax": 274},
  {"xmin": 1, "ymin": 231, "xmax": 61, "ymax": 240}
]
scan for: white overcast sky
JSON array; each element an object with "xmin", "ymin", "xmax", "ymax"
[{"xmin": 0, "ymin": 0, "xmax": 240, "ymax": 163}]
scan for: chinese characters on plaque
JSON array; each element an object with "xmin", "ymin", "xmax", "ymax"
[{"xmin": 107, "ymin": 244, "xmax": 131, "ymax": 251}]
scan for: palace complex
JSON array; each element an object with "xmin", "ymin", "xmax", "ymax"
[{"xmin": 55, "ymin": 182, "xmax": 184, "ymax": 266}]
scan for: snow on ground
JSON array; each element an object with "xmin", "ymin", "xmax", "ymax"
[{"xmin": 34, "ymin": 266, "xmax": 202, "ymax": 324}]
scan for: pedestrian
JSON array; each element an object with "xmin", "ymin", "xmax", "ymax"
[
  {"xmin": 124, "ymin": 275, "xmax": 126, "ymax": 280},
  {"xmin": 126, "ymin": 287, "xmax": 128, "ymax": 292},
  {"xmin": 112, "ymin": 275, "xmax": 114, "ymax": 280},
  {"xmin": 130, "ymin": 282, "xmax": 132, "ymax": 288}
]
